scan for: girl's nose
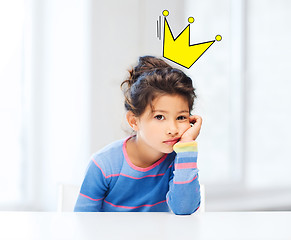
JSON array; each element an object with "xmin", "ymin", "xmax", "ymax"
[{"xmin": 167, "ymin": 122, "xmax": 178, "ymax": 135}]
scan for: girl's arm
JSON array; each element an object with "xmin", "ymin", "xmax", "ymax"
[
  {"xmin": 74, "ymin": 158, "xmax": 108, "ymax": 212},
  {"xmin": 166, "ymin": 141, "xmax": 200, "ymax": 215}
]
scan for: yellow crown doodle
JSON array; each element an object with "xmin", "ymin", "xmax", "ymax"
[{"xmin": 158, "ymin": 10, "xmax": 222, "ymax": 69}]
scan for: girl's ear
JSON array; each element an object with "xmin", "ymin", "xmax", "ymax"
[{"xmin": 126, "ymin": 111, "xmax": 138, "ymax": 131}]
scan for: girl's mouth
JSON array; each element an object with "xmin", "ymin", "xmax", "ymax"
[{"xmin": 163, "ymin": 138, "xmax": 180, "ymax": 145}]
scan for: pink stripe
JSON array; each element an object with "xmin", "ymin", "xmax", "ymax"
[
  {"xmin": 120, "ymin": 173, "xmax": 164, "ymax": 179},
  {"xmin": 104, "ymin": 199, "xmax": 166, "ymax": 209},
  {"xmin": 80, "ymin": 193, "xmax": 103, "ymax": 202},
  {"xmin": 93, "ymin": 155, "xmax": 166, "ymax": 179},
  {"xmin": 123, "ymin": 135, "xmax": 168, "ymax": 172},
  {"xmin": 175, "ymin": 162, "xmax": 197, "ymax": 169},
  {"xmin": 105, "ymin": 173, "xmax": 120, "ymax": 178},
  {"xmin": 168, "ymin": 164, "xmax": 173, "ymax": 168},
  {"xmin": 173, "ymin": 175, "xmax": 198, "ymax": 184},
  {"xmin": 105, "ymin": 173, "xmax": 165, "ymax": 179},
  {"xmin": 92, "ymin": 159, "xmax": 107, "ymax": 178}
]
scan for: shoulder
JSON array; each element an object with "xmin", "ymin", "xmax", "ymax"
[
  {"xmin": 95, "ymin": 138, "xmax": 124, "ymax": 155},
  {"xmin": 90, "ymin": 138, "xmax": 127, "ymax": 174}
]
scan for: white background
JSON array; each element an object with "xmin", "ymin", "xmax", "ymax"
[{"xmin": 0, "ymin": 0, "xmax": 290, "ymax": 211}]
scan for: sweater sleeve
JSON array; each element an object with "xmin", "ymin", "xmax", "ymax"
[
  {"xmin": 74, "ymin": 158, "xmax": 109, "ymax": 212},
  {"xmin": 166, "ymin": 141, "xmax": 200, "ymax": 215}
]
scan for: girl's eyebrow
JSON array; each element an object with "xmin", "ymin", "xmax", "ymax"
[{"xmin": 153, "ymin": 110, "xmax": 189, "ymax": 114}]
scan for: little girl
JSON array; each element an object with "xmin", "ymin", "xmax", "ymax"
[{"xmin": 74, "ymin": 56, "xmax": 202, "ymax": 215}]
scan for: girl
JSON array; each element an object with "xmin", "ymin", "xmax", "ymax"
[{"xmin": 74, "ymin": 56, "xmax": 202, "ymax": 215}]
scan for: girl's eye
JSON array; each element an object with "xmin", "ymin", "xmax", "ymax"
[
  {"xmin": 154, "ymin": 115, "xmax": 164, "ymax": 120},
  {"xmin": 177, "ymin": 116, "xmax": 187, "ymax": 120}
]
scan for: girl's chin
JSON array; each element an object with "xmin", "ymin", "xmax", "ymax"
[{"xmin": 162, "ymin": 146, "xmax": 174, "ymax": 153}]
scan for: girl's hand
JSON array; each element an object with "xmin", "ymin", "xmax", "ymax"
[{"xmin": 179, "ymin": 115, "xmax": 202, "ymax": 143}]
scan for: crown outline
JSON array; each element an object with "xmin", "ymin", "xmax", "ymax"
[{"xmin": 162, "ymin": 11, "xmax": 221, "ymax": 69}]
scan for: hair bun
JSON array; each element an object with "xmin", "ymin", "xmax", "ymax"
[{"xmin": 130, "ymin": 56, "xmax": 172, "ymax": 84}]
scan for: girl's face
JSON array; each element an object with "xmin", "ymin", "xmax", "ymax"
[{"xmin": 135, "ymin": 94, "xmax": 191, "ymax": 154}]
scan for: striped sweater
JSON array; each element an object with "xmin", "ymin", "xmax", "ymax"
[{"xmin": 74, "ymin": 136, "xmax": 200, "ymax": 215}]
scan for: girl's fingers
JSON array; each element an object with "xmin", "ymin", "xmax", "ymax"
[{"xmin": 190, "ymin": 115, "xmax": 202, "ymax": 126}]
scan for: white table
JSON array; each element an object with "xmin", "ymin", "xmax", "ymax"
[{"xmin": 0, "ymin": 211, "xmax": 290, "ymax": 240}]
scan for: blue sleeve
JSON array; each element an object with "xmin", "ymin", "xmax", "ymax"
[
  {"xmin": 166, "ymin": 141, "xmax": 201, "ymax": 215},
  {"xmin": 74, "ymin": 157, "xmax": 109, "ymax": 212}
]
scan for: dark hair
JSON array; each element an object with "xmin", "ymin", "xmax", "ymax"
[{"xmin": 120, "ymin": 56, "xmax": 197, "ymax": 117}]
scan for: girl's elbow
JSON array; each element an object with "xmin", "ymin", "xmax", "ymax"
[{"xmin": 171, "ymin": 201, "xmax": 201, "ymax": 215}]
